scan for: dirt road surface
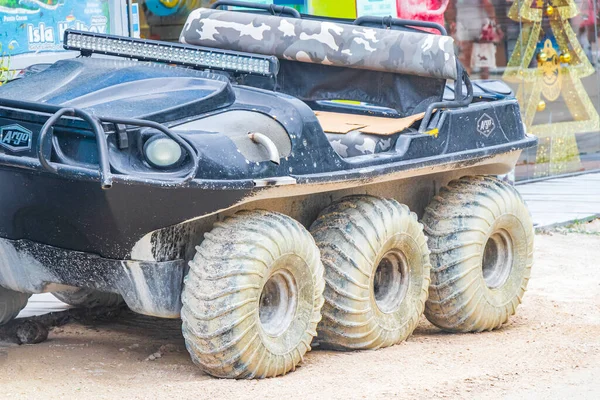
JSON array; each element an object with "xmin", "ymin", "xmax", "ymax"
[{"xmin": 1, "ymin": 231, "xmax": 599, "ymax": 399}]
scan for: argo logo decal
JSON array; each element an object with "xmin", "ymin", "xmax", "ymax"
[
  {"xmin": 477, "ymin": 113, "xmax": 496, "ymax": 138},
  {"xmin": 0, "ymin": 124, "xmax": 33, "ymax": 152}
]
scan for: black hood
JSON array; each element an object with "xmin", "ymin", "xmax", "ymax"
[{"xmin": 0, "ymin": 58, "xmax": 235, "ymax": 123}]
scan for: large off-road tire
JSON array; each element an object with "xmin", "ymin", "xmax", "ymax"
[
  {"xmin": 310, "ymin": 196, "xmax": 431, "ymax": 350},
  {"xmin": 181, "ymin": 210, "xmax": 325, "ymax": 379},
  {"xmin": 53, "ymin": 289, "xmax": 123, "ymax": 309},
  {"xmin": 0, "ymin": 286, "xmax": 30, "ymax": 325},
  {"xmin": 423, "ymin": 176, "xmax": 534, "ymax": 332}
]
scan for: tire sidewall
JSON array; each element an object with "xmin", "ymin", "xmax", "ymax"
[
  {"xmin": 481, "ymin": 213, "xmax": 530, "ymax": 308},
  {"xmin": 371, "ymin": 233, "xmax": 427, "ymax": 331},
  {"xmin": 257, "ymin": 253, "xmax": 315, "ymax": 355},
  {"xmin": 423, "ymin": 176, "xmax": 535, "ymax": 332}
]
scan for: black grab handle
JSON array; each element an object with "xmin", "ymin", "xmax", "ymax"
[
  {"xmin": 211, "ymin": 1, "xmax": 301, "ymax": 18},
  {"xmin": 38, "ymin": 107, "xmax": 113, "ymax": 189},
  {"xmin": 418, "ymin": 63, "xmax": 474, "ymax": 134},
  {"xmin": 354, "ymin": 16, "xmax": 447, "ymax": 36}
]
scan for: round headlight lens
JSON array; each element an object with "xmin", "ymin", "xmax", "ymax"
[{"xmin": 144, "ymin": 137, "xmax": 183, "ymax": 168}]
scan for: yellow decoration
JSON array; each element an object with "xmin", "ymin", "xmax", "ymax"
[
  {"xmin": 503, "ymin": 0, "xmax": 599, "ymax": 178},
  {"xmin": 537, "ymin": 100, "xmax": 546, "ymax": 111},
  {"xmin": 537, "ymin": 51, "xmax": 548, "ymax": 63},
  {"xmin": 539, "ymin": 40, "xmax": 562, "ymax": 102},
  {"xmin": 160, "ymin": 0, "xmax": 180, "ymax": 7},
  {"xmin": 546, "ymin": 5, "xmax": 554, "ymax": 16}
]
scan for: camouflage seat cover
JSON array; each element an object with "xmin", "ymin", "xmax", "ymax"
[
  {"xmin": 326, "ymin": 130, "xmax": 399, "ymax": 158},
  {"xmin": 180, "ymin": 8, "xmax": 458, "ymax": 80}
]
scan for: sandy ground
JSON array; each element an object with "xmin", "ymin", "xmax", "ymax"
[{"xmin": 1, "ymin": 230, "xmax": 599, "ymax": 400}]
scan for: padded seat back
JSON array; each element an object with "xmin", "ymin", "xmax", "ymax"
[{"xmin": 180, "ymin": 8, "xmax": 458, "ymax": 80}]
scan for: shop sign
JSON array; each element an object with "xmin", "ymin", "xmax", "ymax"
[
  {"xmin": 356, "ymin": 0, "xmax": 398, "ymax": 17},
  {"xmin": 0, "ymin": 0, "xmax": 111, "ymax": 56}
]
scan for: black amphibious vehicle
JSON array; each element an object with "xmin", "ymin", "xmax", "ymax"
[{"xmin": 0, "ymin": 1, "xmax": 535, "ymax": 378}]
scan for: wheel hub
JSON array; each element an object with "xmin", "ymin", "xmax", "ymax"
[
  {"xmin": 373, "ymin": 250, "xmax": 409, "ymax": 313},
  {"xmin": 482, "ymin": 229, "xmax": 514, "ymax": 289},
  {"xmin": 259, "ymin": 269, "xmax": 298, "ymax": 337}
]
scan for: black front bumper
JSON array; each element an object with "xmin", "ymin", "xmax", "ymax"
[
  {"xmin": 0, "ymin": 237, "xmax": 186, "ymax": 318},
  {"xmin": 0, "ymin": 165, "xmax": 251, "ymax": 260}
]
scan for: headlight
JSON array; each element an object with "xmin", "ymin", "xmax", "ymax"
[{"xmin": 144, "ymin": 137, "xmax": 183, "ymax": 168}]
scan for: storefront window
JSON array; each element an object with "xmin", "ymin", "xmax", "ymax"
[{"xmin": 446, "ymin": 0, "xmax": 600, "ymax": 180}]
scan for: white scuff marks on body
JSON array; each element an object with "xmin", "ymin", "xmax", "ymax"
[
  {"xmin": 122, "ymin": 261, "xmax": 153, "ymax": 313},
  {"xmin": 197, "ymin": 20, "xmax": 270, "ymax": 41},
  {"xmin": 130, "ymin": 197, "xmax": 254, "ymax": 262},
  {"xmin": 299, "ymin": 22, "xmax": 343, "ymax": 50},
  {"xmin": 0, "ymin": 239, "xmax": 22, "ymax": 290},
  {"xmin": 131, "ymin": 236, "xmax": 156, "ymax": 262},
  {"xmin": 0, "ymin": 239, "xmax": 55, "ymax": 293},
  {"xmin": 358, "ymin": 168, "xmax": 375, "ymax": 174}
]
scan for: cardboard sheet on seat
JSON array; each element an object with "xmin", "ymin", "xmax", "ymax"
[{"xmin": 315, "ymin": 111, "xmax": 426, "ymax": 136}]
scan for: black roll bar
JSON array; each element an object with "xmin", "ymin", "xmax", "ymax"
[
  {"xmin": 211, "ymin": 1, "xmax": 302, "ymax": 19},
  {"xmin": 354, "ymin": 16, "xmax": 448, "ymax": 36}
]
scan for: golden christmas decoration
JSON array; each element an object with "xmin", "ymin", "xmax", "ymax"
[
  {"xmin": 539, "ymin": 39, "xmax": 562, "ymax": 102},
  {"xmin": 537, "ymin": 51, "xmax": 548, "ymax": 63},
  {"xmin": 503, "ymin": 0, "xmax": 598, "ymax": 178},
  {"xmin": 546, "ymin": 5, "xmax": 554, "ymax": 16},
  {"xmin": 537, "ymin": 100, "xmax": 546, "ymax": 111},
  {"xmin": 560, "ymin": 52, "xmax": 572, "ymax": 63}
]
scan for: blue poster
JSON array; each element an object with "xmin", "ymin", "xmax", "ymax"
[{"xmin": 0, "ymin": 0, "xmax": 111, "ymax": 56}]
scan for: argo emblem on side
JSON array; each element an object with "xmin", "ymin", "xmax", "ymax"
[
  {"xmin": 477, "ymin": 113, "xmax": 496, "ymax": 138},
  {"xmin": 0, "ymin": 124, "xmax": 33, "ymax": 152}
]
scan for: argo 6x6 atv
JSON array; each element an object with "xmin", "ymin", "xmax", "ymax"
[{"xmin": 0, "ymin": 1, "xmax": 535, "ymax": 378}]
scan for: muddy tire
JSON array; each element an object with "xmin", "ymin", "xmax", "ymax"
[
  {"xmin": 181, "ymin": 210, "xmax": 325, "ymax": 379},
  {"xmin": 423, "ymin": 176, "xmax": 534, "ymax": 332},
  {"xmin": 0, "ymin": 286, "xmax": 30, "ymax": 325},
  {"xmin": 53, "ymin": 289, "xmax": 123, "ymax": 309},
  {"xmin": 310, "ymin": 196, "xmax": 431, "ymax": 350}
]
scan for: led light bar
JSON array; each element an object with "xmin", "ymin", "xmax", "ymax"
[{"xmin": 63, "ymin": 30, "xmax": 279, "ymax": 77}]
